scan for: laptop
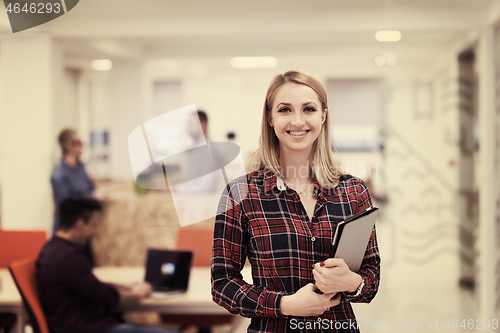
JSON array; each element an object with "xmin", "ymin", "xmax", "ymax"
[{"xmin": 144, "ymin": 249, "xmax": 193, "ymax": 297}]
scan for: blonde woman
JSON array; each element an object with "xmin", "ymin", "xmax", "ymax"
[{"xmin": 211, "ymin": 71, "xmax": 380, "ymax": 332}]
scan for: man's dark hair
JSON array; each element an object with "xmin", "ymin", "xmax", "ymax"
[
  {"xmin": 58, "ymin": 198, "xmax": 103, "ymax": 231},
  {"xmin": 197, "ymin": 110, "xmax": 208, "ymax": 123}
]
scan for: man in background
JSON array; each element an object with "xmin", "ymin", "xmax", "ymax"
[
  {"xmin": 173, "ymin": 110, "xmax": 223, "ymax": 194},
  {"xmin": 37, "ymin": 198, "xmax": 178, "ymax": 333}
]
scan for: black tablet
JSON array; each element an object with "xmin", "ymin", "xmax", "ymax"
[{"xmin": 329, "ymin": 207, "xmax": 379, "ymax": 272}]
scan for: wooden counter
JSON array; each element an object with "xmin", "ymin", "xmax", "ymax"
[{"xmin": 92, "ymin": 182, "xmax": 217, "ymax": 266}]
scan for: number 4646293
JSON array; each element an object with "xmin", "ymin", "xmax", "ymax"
[
  {"xmin": 5, "ymin": 2, "xmax": 61, "ymax": 14},
  {"xmin": 444, "ymin": 319, "xmax": 499, "ymax": 330}
]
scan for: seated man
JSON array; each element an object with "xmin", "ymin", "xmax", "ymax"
[{"xmin": 37, "ymin": 198, "xmax": 178, "ymax": 333}]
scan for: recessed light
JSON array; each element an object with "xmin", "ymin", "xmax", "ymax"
[
  {"xmin": 230, "ymin": 57, "xmax": 278, "ymax": 69},
  {"xmin": 91, "ymin": 59, "xmax": 113, "ymax": 71},
  {"xmin": 375, "ymin": 31, "xmax": 401, "ymax": 42}
]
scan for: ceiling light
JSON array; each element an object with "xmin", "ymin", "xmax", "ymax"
[
  {"xmin": 375, "ymin": 31, "xmax": 401, "ymax": 42},
  {"xmin": 91, "ymin": 59, "xmax": 113, "ymax": 71},
  {"xmin": 230, "ymin": 57, "xmax": 278, "ymax": 69}
]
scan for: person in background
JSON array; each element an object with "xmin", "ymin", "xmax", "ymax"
[
  {"xmin": 174, "ymin": 110, "xmax": 222, "ymax": 193},
  {"xmin": 226, "ymin": 131, "xmax": 236, "ymax": 141},
  {"xmin": 51, "ymin": 129, "xmax": 103, "ymax": 231},
  {"xmin": 37, "ymin": 198, "xmax": 179, "ymax": 333},
  {"xmin": 51, "ymin": 129, "xmax": 103, "ymax": 265},
  {"xmin": 187, "ymin": 110, "xmax": 209, "ymax": 148}
]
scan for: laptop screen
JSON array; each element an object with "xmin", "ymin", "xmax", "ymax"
[{"xmin": 145, "ymin": 249, "xmax": 193, "ymax": 291}]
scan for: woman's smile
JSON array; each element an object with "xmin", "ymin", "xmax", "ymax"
[{"xmin": 286, "ymin": 129, "xmax": 310, "ymax": 138}]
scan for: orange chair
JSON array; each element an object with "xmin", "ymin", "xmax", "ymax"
[
  {"xmin": 175, "ymin": 227, "xmax": 215, "ymax": 267},
  {"xmin": 161, "ymin": 227, "xmax": 235, "ymax": 332},
  {"xmin": 9, "ymin": 258, "xmax": 50, "ymax": 333},
  {"xmin": 0, "ymin": 230, "xmax": 47, "ymax": 268}
]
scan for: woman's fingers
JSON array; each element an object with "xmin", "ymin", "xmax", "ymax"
[
  {"xmin": 313, "ymin": 264, "xmax": 356, "ymax": 294},
  {"xmin": 314, "ymin": 258, "xmax": 346, "ymax": 271},
  {"xmin": 329, "ymin": 292, "xmax": 341, "ymax": 307},
  {"xmin": 312, "ymin": 272, "xmax": 325, "ymax": 290},
  {"xmin": 282, "ymin": 283, "xmax": 340, "ymax": 316}
]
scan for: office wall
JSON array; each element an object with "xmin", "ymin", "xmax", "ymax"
[
  {"xmin": 0, "ymin": 37, "xmax": 63, "ymax": 233},
  {"xmin": 490, "ymin": 24, "xmax": 500, "ymax": 324},
  {"xmin": 52, "ymin": 68, "xmax": 80, "ymax": 163},
  {"xmin": 108, "ymin": 60, "xmax": 146, "ymax": 181},
  {"xmin": 381, "ymin": 55, "xmax": 462, "ymax": 289},
  {"xmin": 477, "ymin": 19, "xmax": 500, "ymax": 321}
]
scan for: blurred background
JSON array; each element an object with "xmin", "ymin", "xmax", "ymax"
[{"xmin": 0, "ymin": 0, "xmax": 499, "ymax": 331}]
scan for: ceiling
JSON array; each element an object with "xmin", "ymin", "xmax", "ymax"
[{"xmin": 1, "ymin": 0, "xmax": 497, "ymax": 71}]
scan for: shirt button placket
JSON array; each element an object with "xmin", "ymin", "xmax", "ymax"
[{"xmin": 310, "ymin": 229, "xmax": 317, "ymax": 268}]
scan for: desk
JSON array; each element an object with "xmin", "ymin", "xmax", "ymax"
[
  {"xmin": 0, "ymin": 269, "xmax": 25, "ymax": 333},
  {"xmin": 0, "ymin": 266, "xmax": 250, "ymax": 333},
  {"xmin": 94, "ymin": 266, "xmax": 252, "ymax": 315}
]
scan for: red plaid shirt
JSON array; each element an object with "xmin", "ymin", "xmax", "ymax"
[{"xmin": 211, "ymin": 168, "xmax": 380, "ymax": 332}]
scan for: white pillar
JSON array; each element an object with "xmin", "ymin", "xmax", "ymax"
[
  {"xmin": 0, "ymin": 36, "xmax": 59, "ymax": 233},
  {"xmin": 108, "ymin": 60, "xmax": 145, "ymax": 180},
  {"xmin": 477, "ymin": 26, "xmax": 496, "ymax": 320},
  {"xmin": 86, "ymin": 70, "xmax": 111, "ymax": 178}
]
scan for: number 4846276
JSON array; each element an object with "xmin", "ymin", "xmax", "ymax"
[
  {"xmin": 5, "ymin": 3, "xmax": 61, "ymax": 14},
  {"xmin": 444, "ymin": 319, "xmax": 498, "ymax": 329}
]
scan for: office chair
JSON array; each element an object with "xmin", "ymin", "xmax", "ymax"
[
  {"xmin": 0, "ymin": 230, "xmax": 46, "ymax": 268},
  {"xmin": 0, "ymin": 230, "xmax": 47, "ymax": 332},
  {"xmin": 9, "ymin": 258, "xmax": 50, "ymax": 333},
  {"xmin": 175, "ymin": 227, "xmax": 214, "ymax": 267},
  {"xmin": 161, "ymin": 227, "xmax": 235, "ymax": 333}
]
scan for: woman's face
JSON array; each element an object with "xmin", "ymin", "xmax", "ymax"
[
  {"xmin": 66, "ymin": 135, "xmax": 83, "ymax": 157},
  {"xmin": 268, "ymin": 83, "xmax": 326, "ymax": 156}
]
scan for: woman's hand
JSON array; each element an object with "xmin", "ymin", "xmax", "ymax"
[
  {"xmin": 280, "ymin": 283, "xmax": 341, "ymax": 317},
  {"xmin": 312, "ymin": 258, "xmax": 362, "ymax": 295}
]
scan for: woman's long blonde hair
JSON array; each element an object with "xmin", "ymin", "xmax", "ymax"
[{"xmin": 249, "ymin": 71, "xmax": 343, "ymax": 189}]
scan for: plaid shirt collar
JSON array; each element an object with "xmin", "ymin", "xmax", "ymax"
[{"xmin": 261, "ymin": 167, "xmax": 327, "ymax": 202}]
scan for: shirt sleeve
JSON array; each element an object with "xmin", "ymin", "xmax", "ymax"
[
  {"xmin": 51, "ymin": 165, "xmax": 95, "ymax": 206},
  {"xmin": 51, "ymin": 172, "xmax": 73, "ymax": 206},
  {"xmin": 343, "ymin": 179, "xmax": 381, "ymax": 303},
  {"xmin": 211, "ymin": 182, "xmax": 286, "ymax": 318},
  {"xmin": 61, "ymin": 250, "xmax": 119, "ymax": 308},
  {"xmin": 81, "ymin": 164, "xmax": 96, "ymax": 195}
]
